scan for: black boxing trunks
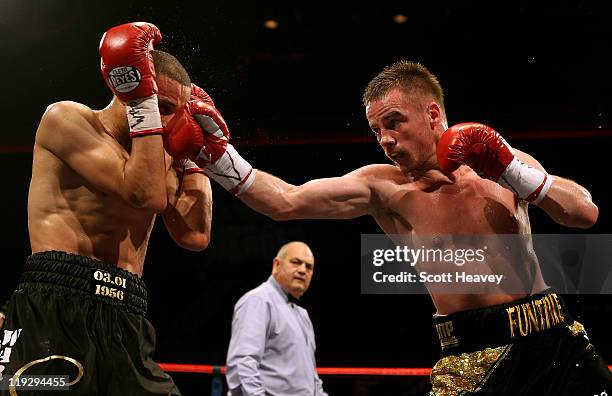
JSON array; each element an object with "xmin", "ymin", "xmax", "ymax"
[
  {"xmin": 430, "ymin": 290, "xmax": 612, "ymax": 395},
  {"xmin": 0, "ymin": 251, "xmax": 180, "ymax": 395}
]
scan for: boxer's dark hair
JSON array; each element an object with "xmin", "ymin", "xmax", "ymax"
[
  {"xmin": 153, "ymin": 50, "xmax": 191, "ymax": 86},
  {"xmin": 363, "ymin": 61, "xmax": 445, "ymax": 115}
]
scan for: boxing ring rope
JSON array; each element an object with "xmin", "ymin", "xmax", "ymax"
[
  {"xmin": 159, "ymin": 363, "xmax": 612, "ymax": 376},
  {"xmin": 159, "ymin": 362, "xmax": 612, "ymax": 394},
  {"xmin": 157, "ymin": 363, "xmax": 439, "ymax": 395},
  {"xmin": 159, "ymin": 363, "xmax": 612, "ymax": 375},
  {"xmin": 158, "ymin": 363, "xmax": 434, "ymax": 376},
  {"xmin": 159, "ymin": 363, "xmax": 612, "ymax": 395},
  {"xmin": 157, "ymin": 362, "xmax": 612, "ymax": 396}
]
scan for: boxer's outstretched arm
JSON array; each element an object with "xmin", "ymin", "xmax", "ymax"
[
  {"xmin": 239, "ymin": 167, "xmax": 373, "ymax": 220},
  {"xmin": 162, "ymin": 160, "xmax": 212, "ymax": 251},
  {"xmin": 516, "ymin": 150, "xmax": 598, "ymax": 229}
]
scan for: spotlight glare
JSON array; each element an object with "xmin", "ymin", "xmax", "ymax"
[
  {"xmin": 264, "ymin": 19, "xmax": 279, "ymax": 29},
  {"xmin": 393, "ymin": 14, "xmax": 408, "ymax": 24}
]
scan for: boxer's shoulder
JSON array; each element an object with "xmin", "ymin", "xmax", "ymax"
[
  {"xmin": 350, "ymin": 164, "xmax": 405, "ymax": 182},
  {"xmin": 347, "ymin": 164, "xmax": 421, "ymax": 205},
  {"xmin": 36, "ymin": 101, "xmax": 112, "ymax": 154},
  {"xmin": 37, "ymin": 101, "xmax": 99, "ymax": 139},
  {"xmin": 42, "ymin": 101, "xmax": 94, "ymax": 123}
]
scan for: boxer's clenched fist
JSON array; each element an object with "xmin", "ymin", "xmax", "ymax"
[
  {"xmin": 99, "ymin": 22, "xmax": 161, "ymax": 102},
  {"xmin": 164, "ymin": 87, "xmax": 255, "ymax": 194},
  {"xmin": 99, "ymin": 22, "xmax": 163, "ymax": 137},
  {"xmin": 190, "ymin": 83, "xmax": 215, "ymax": 105},
  {"xmin": 437, "ymin": 122, "xmax": 552, "ymax": 203},
  {"xmin": 164, "ymin": 99, "xmax": 229, "ymax": 164}
]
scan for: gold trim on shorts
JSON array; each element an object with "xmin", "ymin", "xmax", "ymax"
[
  {"xmin": 430, "ymin": 345, "xmax": 510, "ymax": 396},
  {"xmin": 430, "ymin": 321, "xmax": 589, "ymax": 395}
]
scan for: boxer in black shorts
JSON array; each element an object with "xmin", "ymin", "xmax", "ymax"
[
  {"xmin": 163, "ymin": 60, "xmax": 610, "ymax": 394},
  {"xmin": 431, "ymin": 290, "xmax": 612, "ymax": 395},
  {"xmin": 0, "ymin": 22, "xmax": 212, "ymax": 395},
  {"xmin": 0, "ymin": 252, "xmax": 175, "ymax": 395}
]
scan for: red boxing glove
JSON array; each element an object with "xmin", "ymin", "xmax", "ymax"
[
  {"xmin": 99, "ymin": 22, "xmax": 161, "ymax": 102},
  {"xmin": 164, "ymin": 100, "xmax": 229, "ymax": 163},
  {"xmin": 99, "ymin": 22, "xmax": 163, "ymax": 137},
  {"xmin": 164, "ymin": 95, "xmax": 255, "ymax": 194},
  {"xmin": 165, "ymin": 83, "xmax": 222, "ymax": 160},
  {"xmin": 437, "ymin": 123, "xmax": 513, "ymax": 179},
  {"xmin": 437, "ymin": 123, "xmax": 553, "ymax": 203},
  {"xmin": 190, "ymin": 83, "xmax": 215, "ymax": 106}
]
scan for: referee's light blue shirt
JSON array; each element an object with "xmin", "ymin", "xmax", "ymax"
[{"xmin": 226, "ymin": 276, "xmax": 327, "ymax": 396}]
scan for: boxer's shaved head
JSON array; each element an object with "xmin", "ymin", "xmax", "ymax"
[{"xmin": 153, "ymin": 50, "xmax": 191, "ymax": 86}]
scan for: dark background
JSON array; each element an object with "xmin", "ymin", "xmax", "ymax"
[{"xmin": 1, "ymin": 1, "xmax": 611, "ymax": 395}]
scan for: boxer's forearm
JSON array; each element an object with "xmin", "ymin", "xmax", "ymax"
[
  {"xmin": 162, "ymin": 174, "xmax": 212, "ymax": 251},
  {"xmin": 535, "ymin": 176, "xmax": 598, "ymax": 229},
  {"xmin": 239, "ymin": 171, "xmax": 298, "ymax": 220},
  {"xmin": 175, "ymin": 174, "xmax": 213, "ymax": 234},
  {"xmin": 100, "ymin": 23, "xmax": 167, "ymax": 211},
  {"xmin": 123, "ymin": 136, "xmax": 168, "ymax": 212},
  {"xmin": 239, "ymin": 170, "xmax": 371, "ymax": 220}
]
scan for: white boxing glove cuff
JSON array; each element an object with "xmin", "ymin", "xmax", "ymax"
[
  {"xmin": 126, "ymin": 95, "xmax": 163, "ymax": 137},
  {"xmin": 205, "ymin": 144, "xmax": 256, "ymax": 194},
  {"xmin": 498, "ymin": 157, "xmax": 553, "ymax": 203}
]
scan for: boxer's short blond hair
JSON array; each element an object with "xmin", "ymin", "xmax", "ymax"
[{"xmin": 363, "ymin": 60, "xmax": 445, "ymax": 116}]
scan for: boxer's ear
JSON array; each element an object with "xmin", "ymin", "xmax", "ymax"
[{"xmin": 426, "ymin": 101, "xmax": 442, "ymax": 130}]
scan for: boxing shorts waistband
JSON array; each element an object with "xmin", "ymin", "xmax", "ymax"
[
  {"xmin": 19, "ymin": 250, "xmax": 147, "ymax": 316},
  {"xmin": 433, "ymin": 289, "xmax": 573, "ymax": 356}
]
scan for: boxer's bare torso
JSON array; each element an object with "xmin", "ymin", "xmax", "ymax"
[
  {"xmin": 244, "ymin": 156, "xmax": 547, "ymax": 314},
  {"xmin": 28, "ymin": 101, "xmax": 177, "ymax": 276},
  {"xmin": 360, "ymin": 163, "xmax": 546, "ymax": 314},
  {"xmin": 199, "ymin": 86, "xmax": 593, "ymax": 315}
]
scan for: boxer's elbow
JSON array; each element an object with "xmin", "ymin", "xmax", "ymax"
[
  {"xmin": 149, "ymin": 196, "xmax": 169, "ymax": 213},
  {"xmin": 187, "ymin": 233, "xmax": 210, "ymax": 252},
  {"xmin": 570, "ymin": 201, "xmax": 598, "ymax": 229},
  {"xmin": 125, "ymin": 184, "xmax": 168, "ymax": 213},
  {"xmin": 177, "ymin": 232, "xmax": 210, "ymax": 252},
  {"xmin": 562, "ymin": 182, "xmax": 599, "ymax": 228},
  {"xmin": 557, "ymin": 201, "xmax": 599, "ymax": 229},
  {"xmin": 128, "ymin": 193, "xmax": 168, "ymax": 213}
]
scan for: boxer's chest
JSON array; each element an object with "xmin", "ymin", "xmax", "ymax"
[{"xmin": 374, "ymin": 170, "xmax": 522, "ymax": 235}]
